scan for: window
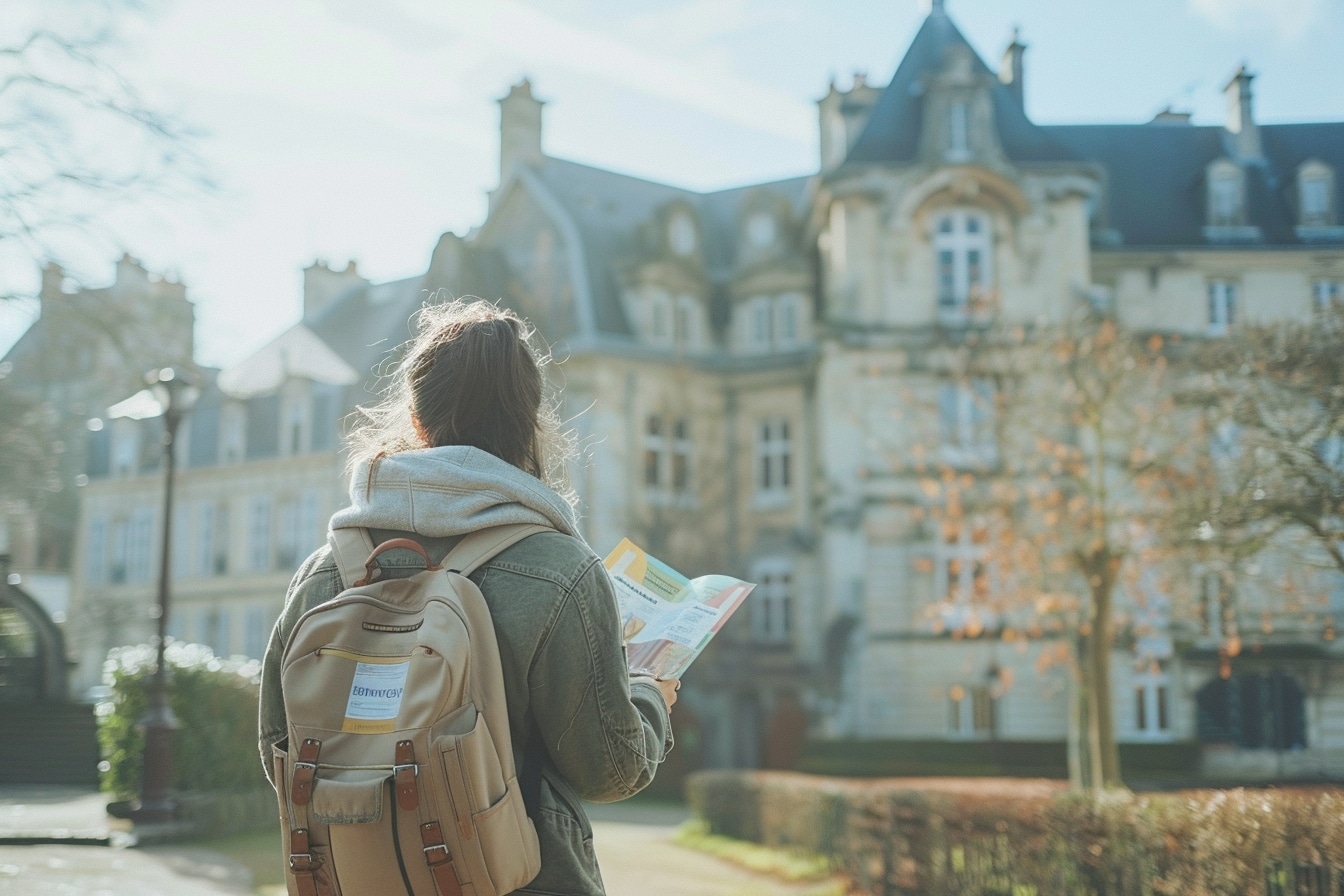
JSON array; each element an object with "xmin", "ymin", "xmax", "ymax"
[
  {"xmin": 674, "ymin": 296, "xmax": 700, "ymax": 350},
  {"xmin": 220, "ymin": 404, "xmax": 245, "ymax": 464},
  {"xmin": 198, "ymin": 501, "xmax": 230, "ymax": 576},
  {"xmin": 935, "ymin": 521, "xmax": 994, "ymax": 635},
  {"xmin": 85, "ymin": 517, "xmax": 107, "ymax": 586},
  {"xmin": 1199, "ymin": 570, "xmax": 1227, "ymax": 637},
  {"xmin": 1210, "ymin": 175, "xmax": 1240, "ymax": 225},
  {"xmin": 947, "ymin": 101, "xmax": 970, "ymax": 160},
  {"xmin": 949, "ymin": 683, "xmax": 994, "ymax": 738},
  {"xmin": 1298, "ymin": 163, "xmax": 1334, "ymax": 227},
  {"xmin": 110, "ymin": 519, "xmax": 129, "ymax": 584},
  {"xmin": 244, "ymin": 607, "xmax": 270, "ymax": 660},
  {"xmin": 932, "ymin": 210, "xmax": 992, "ymax": 322},
  {"xmin": 756, "ymin": 419, "xmax": 792, "ymax": 502},
  {"xmin": 203, "ymin": 608, "xmax": 230, "ymax": 657},
  {"xmin": 670, "ymin": 420, "xmax": 692, "ymax": 494},
  {"xmin": 1208, "ymin": 280, "xmax": 1237, "ymax": 335},
  {"xmin": 668, "ymin": 212, "xmax": 697, "ymax": 256},
  {"xmin": 749, "ymin": 298, "xmax": 771, "ymax": 350},
  {"xmin": 645, "ymin": 415, "xmax": 692, "ymax": 498},
  {"xmin": 111, "ymin": 421, "xmax": 139, "ymax": 478},
  {"xmin": 171, "ymin": 506, "xmax": 191, "ymax": 580},
  {"xmin": 939, "ymin": 380, "xmax": 996, "ymax": 465},
  {"xmin": 247, "ymin": 496, "xmax": 272, "ymax": 572},
  {"xmin": 127, "ymin": 508, "xmax": 154, "ymax": 584},
  {"xmin": 777, "ymin": 294, "xmax": 802, "ymax": 348},
  {"xmin": 1134, "ymin": 665, "xmax": 1170, "ymax": 736},
  {"xmin": 650, "ymin": 291, "xmax": 671, "ymax": 345},
  {"xmin": 643, "ymin": 416, "xmax": 665, "ymax": 489},
  {"xmin": 283, "ymin": 394, "xmax": 309, "ymax": 456},
  {"xmin": 746, "ymin": 213, "xmax": 776, "ymax": 249},
  {"xmin": 750, "ymin": 559, "xmax": 793, "ymax": 644},
  {"xmin": 1315, "ymin": 279, "xmax": 1340, "ymax": 312}
]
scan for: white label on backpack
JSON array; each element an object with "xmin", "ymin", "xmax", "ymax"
[{"xmin": 342, "ymin": 661, "xmax": 410, "ymax": 734}]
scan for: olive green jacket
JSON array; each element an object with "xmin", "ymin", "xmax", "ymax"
[{"xmin": 258, "ymin": 447, "xmax": 673, "ymax": 895}]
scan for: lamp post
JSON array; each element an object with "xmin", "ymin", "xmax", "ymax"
[{"xmin": 130, "ymin": 366, "xmax": 199, "ymax": 824}]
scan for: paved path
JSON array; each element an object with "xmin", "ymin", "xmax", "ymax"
[
  {"xmin": 593, "ymin": 820, "xmax": 842, "ymax": 896},
  {"xmin": 0, "ymin": 787, "xmax": 845, "ymax": 895}
]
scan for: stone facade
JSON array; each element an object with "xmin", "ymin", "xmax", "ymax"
[{"xmin": 58, "ymin": 5, "xmax": 1344, "ymax": 776}]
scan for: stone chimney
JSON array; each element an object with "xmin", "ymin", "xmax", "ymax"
[
  {"xmin": 39, "ymin": 262, "xmax": 65, "ymax": 305},
  {"xmin": 303, "ymin": 259, "xmax": 367, "ymax": 320},
  {"xmin": 1224, "ymin": 65, "xmax": 1262, "ymax": 161},
  {"xmin": 498, "ymin": 78, "xmax": 545, "ymax": 184},
  {"xmin": 424, "ymin": 232, "xmax": 465, "ymax": 293},
  {"xmin": 999, "ymin": 27, "xmax": 1026, "ymax": 111},
  {"xmin": 112, "ymin": 252, "xmax": 149, "ymax": 300},
  {"xmin": 818, "ymin": 71, "xmax": 882, "ymax": 173}
]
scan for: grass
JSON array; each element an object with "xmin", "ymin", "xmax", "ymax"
[{"xmin": 673, "ymin": 818, "xmax": 847, "ymax": 893}]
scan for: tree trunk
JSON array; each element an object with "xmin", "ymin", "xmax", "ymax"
[{"xmin": 1088, "ymin": 568, "xmax": 1122, "ymax": 788}]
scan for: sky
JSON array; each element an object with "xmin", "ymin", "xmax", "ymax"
[{"xmin": 2, "ymin": 0, "xmax": 1343, "ymax": 369}]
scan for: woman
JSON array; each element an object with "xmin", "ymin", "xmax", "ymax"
[{"xmin": 258, "ymin": 299, "xmax": 676, "ymax": 895}]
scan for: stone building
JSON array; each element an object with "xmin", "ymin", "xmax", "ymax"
[
  {"xmin": 67, "ymin": 3, "xmax": 1344, "ymax": 777},
  {"xmin": 0, "ymin": 255, "xmax": 194, "ymax": 623}
]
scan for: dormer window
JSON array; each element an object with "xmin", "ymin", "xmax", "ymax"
[
  {"xmin": 1298, "ymin": 161, "xmax": 1335, "ymax": 227},
  {"xmin": 668, "ymin": 212, "xmax": 697, "ymax": 256},
  {"xmin": 746, "ymin": 213, "xmax": 776, "ymax": 249},
  {"xmin": 947, "ymin": 101, "xmax": 970, "ymax": 161},
  {"xmin": 1206, "ymin": 161, "xmax": 1244, "ymax": 227}
]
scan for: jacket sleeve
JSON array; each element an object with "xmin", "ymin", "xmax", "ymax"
[
  {"xmin": 257, "ymin": 549, "xmax": 340, "ymax": 788},
  {"xmin": 527, "ymin": 556, "xmax": 673, "ymax": 803}
]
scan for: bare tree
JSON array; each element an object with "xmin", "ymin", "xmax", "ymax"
[
  {"xmin": 1185, "ymin": 302, "xmax": 1344, "ymax": 577},
  {"xmin": 1, "ymin": 1, "xmax": 207, "ymax": 299}
]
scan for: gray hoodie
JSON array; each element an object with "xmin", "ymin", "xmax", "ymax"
[{"xmin": 260, "ymin": 446, "xmax": 672, "ymax": 896}]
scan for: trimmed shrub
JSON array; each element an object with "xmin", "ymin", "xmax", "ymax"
[
  {"xmin": 687, "ymin": 771, "xmax": 1344, "ymax": 896},
  {"xmin": 98, "ymin": 641, "xmax": 267, "ymax": 798}
]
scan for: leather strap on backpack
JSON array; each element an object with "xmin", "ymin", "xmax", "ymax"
[
  {"xmin": 329, "ymin": 527, "xmax": 376, "ymax": 590},
  {"xmin": 441, "ymin": 524, "xmax": 552, "ymax": 577}
]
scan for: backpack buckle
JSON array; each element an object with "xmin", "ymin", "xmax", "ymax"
[{"xmin": 392, "ymin": 763, "xmax": 417, "ymax": 776}]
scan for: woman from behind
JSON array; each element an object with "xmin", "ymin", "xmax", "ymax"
[{"xmin": 259, "ymin": 298, "xmax": 676, "ymax": 895}]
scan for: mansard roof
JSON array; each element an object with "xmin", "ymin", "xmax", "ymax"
[
  {"xmin": 1047, "ymin": 121, "xmax": 1344, "ymax": 248},
  {"xmin": 528, "ymin": 157, "xmax": 811, "ymax": 339},
  {"xmin": 845, "ymin": 7, "xmax": 1077, "ymax": 165},
  {"xmin": 842, "ymin": 5, "xmax": 1344, "ymax": 249}
]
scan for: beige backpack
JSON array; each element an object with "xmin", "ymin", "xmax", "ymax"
[{"xmin": 273, "ymin": 523, "xmax": 550, "ymax": 896}]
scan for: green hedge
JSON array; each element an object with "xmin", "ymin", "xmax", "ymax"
[
  {"xmin": 796, "ymin": 740, "xmax": 1202, "ymax": 782},
  {"xmin": 98, "ymin": 642, "xmax": 267, "ymax": 798},
  {"xmin": 687, "ymin": 770, "xmax": 1344, "ymax": 896}
]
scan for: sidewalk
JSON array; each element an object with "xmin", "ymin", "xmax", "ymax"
[{"xmin": 0, "ymin": 787, "xmax": 844, "ymax": 895}]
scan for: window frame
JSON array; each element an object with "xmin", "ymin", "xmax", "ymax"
[
  {"xmin": 754, "ymin": 418, "xmax": 793, "ymax": 508},
  {"xmin": 1208, "ymin": 280, "xmax": 1237, "ymax": 336},
  {"xmin": 932, "ymin": 209, "xmax": 993, "ymax": 323},
  {"xmin": 749, "ymin": 557, "xmax": 794, "ymax": 645}
]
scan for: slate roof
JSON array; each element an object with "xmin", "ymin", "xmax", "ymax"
[
  {"xmin": 305, "ymin": 274, "xmax": 427, "ymax": 386},
  {"xmin": 842, "ymin": 5, "xmax": 1344, "ymax": 249},
  {"xmin": 532, "ymin": 157, "xmax": 811, "ymax": 338},
  {"xmin": 1045, "ymin": 122, "xmax": 1344, "ymax": 248},
  {"xmin": 846, "ymin": 7, "xmax": 1077, "ymax": 165}
]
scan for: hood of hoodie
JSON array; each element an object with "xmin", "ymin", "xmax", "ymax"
[{"xmin": 329, "ymin": 446, "xmax": 583, "ymax": 540}]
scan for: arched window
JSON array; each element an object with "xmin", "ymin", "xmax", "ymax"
[{"xmin": 933, "ymin": 209, "xmax": 992, "ymax": 324}]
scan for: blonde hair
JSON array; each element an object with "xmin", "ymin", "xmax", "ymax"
[{"xmin": 344, "ymin": 296, "xmax": 573, "ymax": 497}]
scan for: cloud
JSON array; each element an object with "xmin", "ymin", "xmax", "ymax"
[{"xmin": 1188, "ymin": 0, "xmax": 1325, "ymax": 42}]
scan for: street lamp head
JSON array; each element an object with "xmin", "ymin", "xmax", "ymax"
[{"xmin": 145, "ymin": 366, "xmax": 201, "ymax": 417}]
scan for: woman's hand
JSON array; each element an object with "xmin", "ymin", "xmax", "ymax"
[
  {"xmin": 633, "ymin": 674, "xmax": 679, "ymax": 711},
  {"xmin": 654, "ymin": 677, "xmax": 679, "ymax": 711}
]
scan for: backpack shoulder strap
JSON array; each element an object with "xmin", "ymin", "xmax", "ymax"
[
  {"xmin": 442, "ymin": 524, "xmax": 554, "ymax": 577},
  {"xmin": 328, "ymin": 527, "xmax": 376, "ymax": 590}
]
